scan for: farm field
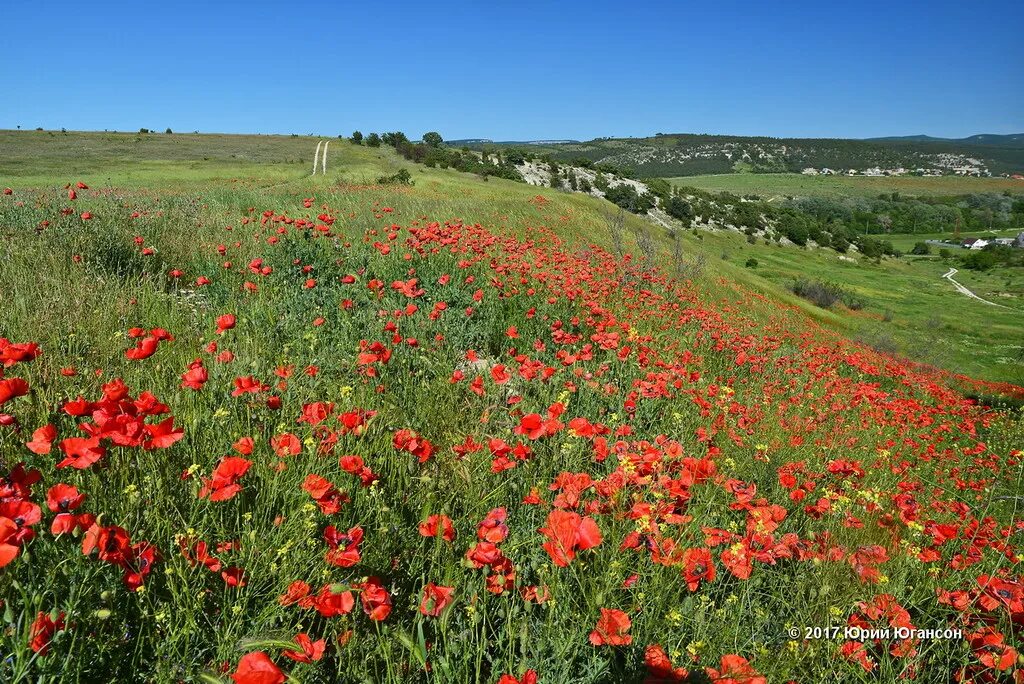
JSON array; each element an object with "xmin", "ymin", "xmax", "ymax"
[
  {"xmin": 666, "ymin": 173, "xmax": 1024, "ymax": 199},
  {"xmin": 0, "ymin": 131, "xmax": 1023, "ymax": 683}
]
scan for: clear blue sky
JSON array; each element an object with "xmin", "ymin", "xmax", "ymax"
[{"xmin": 2, "ymin": 0, "xmax": 1021, "ymax": 141}]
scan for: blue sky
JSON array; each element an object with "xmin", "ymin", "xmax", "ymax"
[{"xmin": 1, "ymin": 0, "xmax": 1021, "ymax": 141}]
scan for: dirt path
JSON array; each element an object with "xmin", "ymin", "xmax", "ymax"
[{"xmin": 941, "ymin": 267, "xmax": 1011, "ymax": 308}]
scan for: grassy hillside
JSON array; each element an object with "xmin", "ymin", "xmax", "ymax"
[
  {"xmin": 2, "ymin": 131, "xmax": 1021, "ymax": 384},
  {"xmin": 1, "ymin": 131, "xmax": 1023, "ymax": 683}
]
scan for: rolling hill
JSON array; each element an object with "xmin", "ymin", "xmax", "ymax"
[{"xmin": 455, "ymin": 132, "xmax": 1024, "ymax": 178}]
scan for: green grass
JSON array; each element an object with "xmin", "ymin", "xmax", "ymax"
[
  {"xmin": 1, "ymin": 130, "xmax": 1023, "ymax": 684},
  {"xmin": 697, "ymin": 230, "xmax": 1024, "ymax": 383},
  {"xmin": 666, "ymin": 172, "xmax": 1024, "ymax": 198}
]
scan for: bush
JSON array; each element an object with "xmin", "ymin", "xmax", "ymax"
[
  {"xmin": 665, "ymin": 195, "xmax": 695, "ymax": 222},
  {"xmin": 604, "ymin": 184, "xmax": 655, "ymax": 214},
  {"xmin": 791, "ymin": 278, "xmax": 866, "ymax": 310},
  {"xmin": 745, "ymin": 258, "xmax": 758, "ymax": 268},
  {"xmin": 365, "ymin": 133, "xmax": 381, "ymax": 147},
  {"xmin": 350, "ymin": 131, "xmax": 363, "ymax": 145},
  {"xmin": 376, "ymin": 168, "xmax": 413, "ymax": 185},
  {"xmin": 910, "ymin": 241, "xmax": 931, "ymax": 255}
]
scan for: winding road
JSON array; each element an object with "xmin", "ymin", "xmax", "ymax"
[{"xmin": 941, "ymin": 267, "xmax": 1011, "ymax": 309}]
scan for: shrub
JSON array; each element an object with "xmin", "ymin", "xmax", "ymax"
[
  {"xmin": 665, "ymin": 196, "xmax": 695, "ymax": 222},
  {"xmin": 604, "ymin": 184, "xmax": 655, "ymax": 214},
  {"xmin": 745, "ymin": 258, "xmax": 758, "ymax": 268},
  {"xmin": 910, "ymin": 241, "xmax": 931, "ymax": 255},
  {"xmin": 791, "ymin": 278, "xmax": 866, "ymax": 310},
  {"xmin": 350, "ymin": 131, "xmax": 363, "ymax": 145},
  {"xmin": 365, "ymin": 133, "xmax": 381, "ymax": 147},
  {"xmin": 377, "ymin": 168, "xmax": 413, "ymax": 185}
]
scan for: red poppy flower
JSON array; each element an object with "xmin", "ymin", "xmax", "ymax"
[
  {"xmin": 56, "ymin": 436, "xmax": 106, "ymax": 469},
  {"xmin": 312, "ymin": 584, "xmax": 355, "ymax": 617},
  {"xmin": 477, "ymin": 508, "xmax": 509, "ymax": 543},
  {"xmin": 539, "ymin": 509, "xmax": 602, "ymax": 567},
  {"xmin": 419, "ymin": 514, "xmax": 457, "ymax": 542},
  {"xmin": 26, "ymin": 424, "xmax": 57, "ymax": 455},
  {"xmin": 681, "ymin": 547, "xmax": 716, "ymax": 591},
  {"xmin": 324, "ymin": 525, "xmax": 362, "ymax": 566},
  {"xmin": 0, "ymin": 517, "xmax": 22, "ymax": 567},
  {"xmin": 0, "ymin": 377, "xmax": 29, "ymax": 408},
  {"xmin": 282, "ymin": 632, "xmax": 325, "ymax": 663},
  {"xmin": 589, "ymin": 608, "xmax": 632, "ymax": 646},
  {"xmin": 198, "ymin": 457, "xmax": 252, "ymax": 501},
  {"xmin": 143, "ymin": 417, "xmax": 184, "ymax": 450},
  {"xmin": 29, "ymin": 611, "xmax": 66, "ymax": 656},
  {"xmin": 271, "ymin": 433, "xmax": 301, "ymax": 457},
  {"xmin": 392, "ymin": 428, "xmax": 434, "ymax": 462},
  {"xmin": 231, "ymin": 651, "xmax": 285, "ymax": 684},
  {"xmin": 46, "ymin": 484, "xmax": 87, "ymax": 534},
  {"xmin": 705, "ymin": 654, "xmax": 766, "ymax": 684},
  {"xmin": 356, "ymin": 576, "xmax": 392, "ymax": 621},
  {"xmin": 216, "ymin": 314, "xmax": 237, "ymax": 335},
  {"xmin": 497, "ymin": 671, "xmax": 538, "ymax": 684},
  {"xmin": 222, "ymin": 566, "xmax": 246, "ymax": 587},
  {"xmin": 279, "ymin": 580, "xmax": 311, "ymax": 606},
  {"xmin": 420, "ymin": 582, "xmax": 456, "ymax": 617},
  {"xmin": 181, "ymin": 359, "xmax": 208, "ymax": 391}
]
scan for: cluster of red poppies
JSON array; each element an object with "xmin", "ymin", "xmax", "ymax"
[{"xmin": 1, "ymin": 186, "xmax": 1021, "ymax": 683}]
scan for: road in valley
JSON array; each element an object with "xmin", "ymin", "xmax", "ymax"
[{"xmin": 941, "ymin": 267, "xmax": 1011, "ymax": 308}]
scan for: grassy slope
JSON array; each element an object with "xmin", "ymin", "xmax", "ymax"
[
  {"xmin": 1, "ymin": 131, "xmax": 1023, "ymax": 683},
  {"xmin": 3, "ymin": 131, "xmax": 1020, "ymax": 385}
]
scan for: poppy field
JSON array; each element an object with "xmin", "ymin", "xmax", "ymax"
[{"xmin": 0, "ymin": 136, "xmax": 1023, "ymax": 683}]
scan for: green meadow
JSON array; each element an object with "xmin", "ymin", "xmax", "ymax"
[{"xmin": 667, "ymin": 172, "xmax": 1024, "ymax": 199}]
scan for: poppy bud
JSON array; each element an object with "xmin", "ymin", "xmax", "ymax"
[{"xmin": 93, "ymin": 609, "xmax": 112, "ymax": 620}]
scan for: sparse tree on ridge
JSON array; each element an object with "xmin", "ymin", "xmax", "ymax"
[
  {"xmin": 351, "ymin": 131, "xmax": 363, "ymax": 145},
  {"xmin": 422, "ymin": 131, "xmax": 443, "ymax": 148}
]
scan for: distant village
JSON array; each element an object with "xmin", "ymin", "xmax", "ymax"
[{"xmin": 926, "ymin": 233, "xmax": 1024, "ymax": 250}]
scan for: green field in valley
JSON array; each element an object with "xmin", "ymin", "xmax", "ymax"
[{"xmin": 666, "ymin": 172, "xmax": 1024, "ymax": 198}]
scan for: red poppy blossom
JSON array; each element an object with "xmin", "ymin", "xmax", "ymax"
[
  {"xmin": 29, "ymin": 611, "xmax": 66, "ymax": 656},
  {"xmin": 589, "ymin": 608, "xmax": 631, "ymax": 646},
  {"xmin": 420, "ymin": 582, "xmax": 456, "ymax": 617},
  {"xmin": 539, "ymin": 509, "xmax": 602, "ymax": 567},
  {"xmin": 231, "ymin": 651, "xmax": 285, "ymax": 684},
  {"xmin": 282, "ymin": 633, "xmax": 325, "ymax": 663}
]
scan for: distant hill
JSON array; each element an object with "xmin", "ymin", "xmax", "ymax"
[
  {"xmin": 868, "ymin": 133, "xmax": 1024, "ymax": 148},
  {"xmin": 447, "ymin": 138, "xmax": 580, "ymax": 146},
  {"xmin": 456, "ymin": 133, "xmax": 1024, "ymax": 178}
]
